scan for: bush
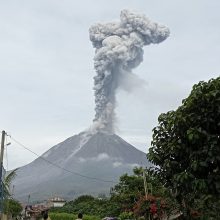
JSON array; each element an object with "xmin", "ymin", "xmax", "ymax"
[
  {"xmin": 61, "ymin": 195, "xmax": 120, "ymax": 218},
  {"xmin": 3, "ymin": 199, "xmax": 22, "ymax": 217},
  {"xmin": 119, "ymin": 211, "xmax": 134, "ymax": 220}
]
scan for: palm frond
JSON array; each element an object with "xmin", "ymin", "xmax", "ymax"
[
  {"xmin": 3, "ymin": 168, "xmax": 18, "ymax": 197},
  {"xmin": 4, "ymin": 168, "xmax": 18, "ymax": 187}
]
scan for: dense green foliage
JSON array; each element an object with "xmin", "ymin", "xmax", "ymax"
[
  {"xmin": 148, "ymin": 77, "xmax": 220, "ymax": 218},
  {"xmin": 118, "ymin": 211, "xmax": 134, "ymax": 220},
  {"xmin": 111, "ymin": 167, "xmax": 178, "ymax": 219},
  {"xmin": 110, "ymin": 167, "xmax": 145, "ymax": 212},
  {"xmin": 110, "ymin": 167, "xmax": 170, "ymax": 211},
  {"xmin": 52, "ymin": 194, "xmax": 120, "ymax": 218},
  {"xmin": 52, "ymin": 168, "xmax": 177, "ymax": 219}
]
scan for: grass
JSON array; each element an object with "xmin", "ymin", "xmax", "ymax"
[{"xmin": 49, "ymin": 212, "xmax": 101, "ymax": 220}]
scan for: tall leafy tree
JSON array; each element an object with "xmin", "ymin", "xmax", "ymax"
[
  {"xmin": 111, "ymin": 167, "xmax": 176, "ymax": 217},
  {"xmin": 110, "ymin": 167, "xmax": 145, "ymax": 212},
  {"xmin": 148, "ymin": 77, "xmax": 220, "ymax": 218}
]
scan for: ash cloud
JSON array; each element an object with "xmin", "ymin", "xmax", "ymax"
[{"xmin": 89, "ymin": 9, "xmax": 170, "ymax": 133}]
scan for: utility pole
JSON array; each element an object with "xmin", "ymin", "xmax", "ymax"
[
  {"xmin": 0, "ymin": 130, "xmax": 6, "ymax": 218},
  {"xmin": 27, "ymin": 194, "xmax": 30, "ymax": 205}
]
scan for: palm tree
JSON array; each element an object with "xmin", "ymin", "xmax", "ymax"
[
  {"xmin": 1, "ymin": 168, "xmax": 23, "ymax": 218},
  {"xmin": 2, "ymin": 168, "xmax": 18, "ymax": 199}
]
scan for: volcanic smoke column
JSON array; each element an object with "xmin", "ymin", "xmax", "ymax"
[{"xmin": 89, "ymin": 10, "xmax": 170, "ymax": 133}]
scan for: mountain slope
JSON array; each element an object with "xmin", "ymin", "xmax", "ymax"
[{"xmin": 13, "ymin": 132, "xmax": 150, "ymax": 202}]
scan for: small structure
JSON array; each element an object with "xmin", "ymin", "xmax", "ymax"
[{"xmin": 47, "ymin": 196, "xmax": 66, "ymax": 208}]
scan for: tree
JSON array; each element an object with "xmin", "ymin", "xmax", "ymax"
[
  {"xmin": 147, "ymin": 77, "xmax": 220, "ymax": 218},
  {"xmin": 61, "ymin": 194, "xmax": 119, "ymax": 218},
  {"xmin": 111, "ymin": 167, "xmax": 177, "ymax": 219},
  {"xmin": 110, "ymin": 167, "xmax": 145, "ymax": 214}
]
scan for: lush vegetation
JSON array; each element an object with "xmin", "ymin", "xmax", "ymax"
[
  {"xmin": 51, "ymin": 194, "xmax": 119, "ymax": 218},
  {"xmin": 3, "ymin": 199, "xmax": 23, "ymax": 217},
  {"xmin": 110, "ymin": 167, "xmax": 178, "ymax": 219},
  {"xmin": 148, "ymin": 77, "xmax": 220, "ymax": 219},
  {"xmin": 51, "ymin": 167, "xmax": 177, "ymax": 219}
]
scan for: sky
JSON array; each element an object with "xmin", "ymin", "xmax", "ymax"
[{"xmin": 0, "ymin": 0, "xmax": 219, "ymax": 170}]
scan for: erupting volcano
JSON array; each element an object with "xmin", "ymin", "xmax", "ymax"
[{"xmin": 12, "ymin": 10, "xmax": 169, "ymax": 202}]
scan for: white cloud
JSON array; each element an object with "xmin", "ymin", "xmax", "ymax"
[
  {"xmin": 96, "ymin": 153, "xmax": 110, "ymax": 161},
  {"xmin": 113, "ymin": 162, "xmax": 122, "ymax": 167},
  {"xmin": 79, "ymin": 157, "xmax": 86, "ymax": 163},
  {"xmin": 78, "ymin": 153, "xmax": 110, "ymax": 163}
]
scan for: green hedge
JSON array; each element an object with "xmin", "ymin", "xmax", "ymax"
[{"xmin": 49, "ymin": 212, "xmax": 101, "ymax": 220}]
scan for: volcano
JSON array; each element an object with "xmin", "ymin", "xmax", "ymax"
[
  {"xmin": 12, "ymin": 9, "xmax": 169, "ymax": 203},
  {"xmin": 13, "ymin": 132, "xmax": 149, "ymax": 202}
]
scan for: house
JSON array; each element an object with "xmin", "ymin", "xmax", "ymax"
[{"xmin": 47, "ymin": 196, "xmax": 66, "ymax": 207}]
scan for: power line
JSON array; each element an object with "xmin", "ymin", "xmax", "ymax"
[{"xmin": 9, "ymin": 135, "xmax": 118, "ymax": 184}]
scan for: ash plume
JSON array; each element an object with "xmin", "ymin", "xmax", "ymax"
[{"xmin": 89, "ymin": 9, "xmax": 170, "ymax": 133}]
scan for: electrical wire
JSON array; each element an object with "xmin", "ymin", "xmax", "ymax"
[{"xmin": 9, "ymin": 135, "xmax": 118, "ymax": 184}]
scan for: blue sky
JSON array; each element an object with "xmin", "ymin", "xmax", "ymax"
[{"xmin": 0, "ymin": 0, "xmax": 219, "ymax": 169}]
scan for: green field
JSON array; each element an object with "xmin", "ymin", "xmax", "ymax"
[{"xmin": 49, "ymin": 213, "xmax": 101, "ymax": 220}]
